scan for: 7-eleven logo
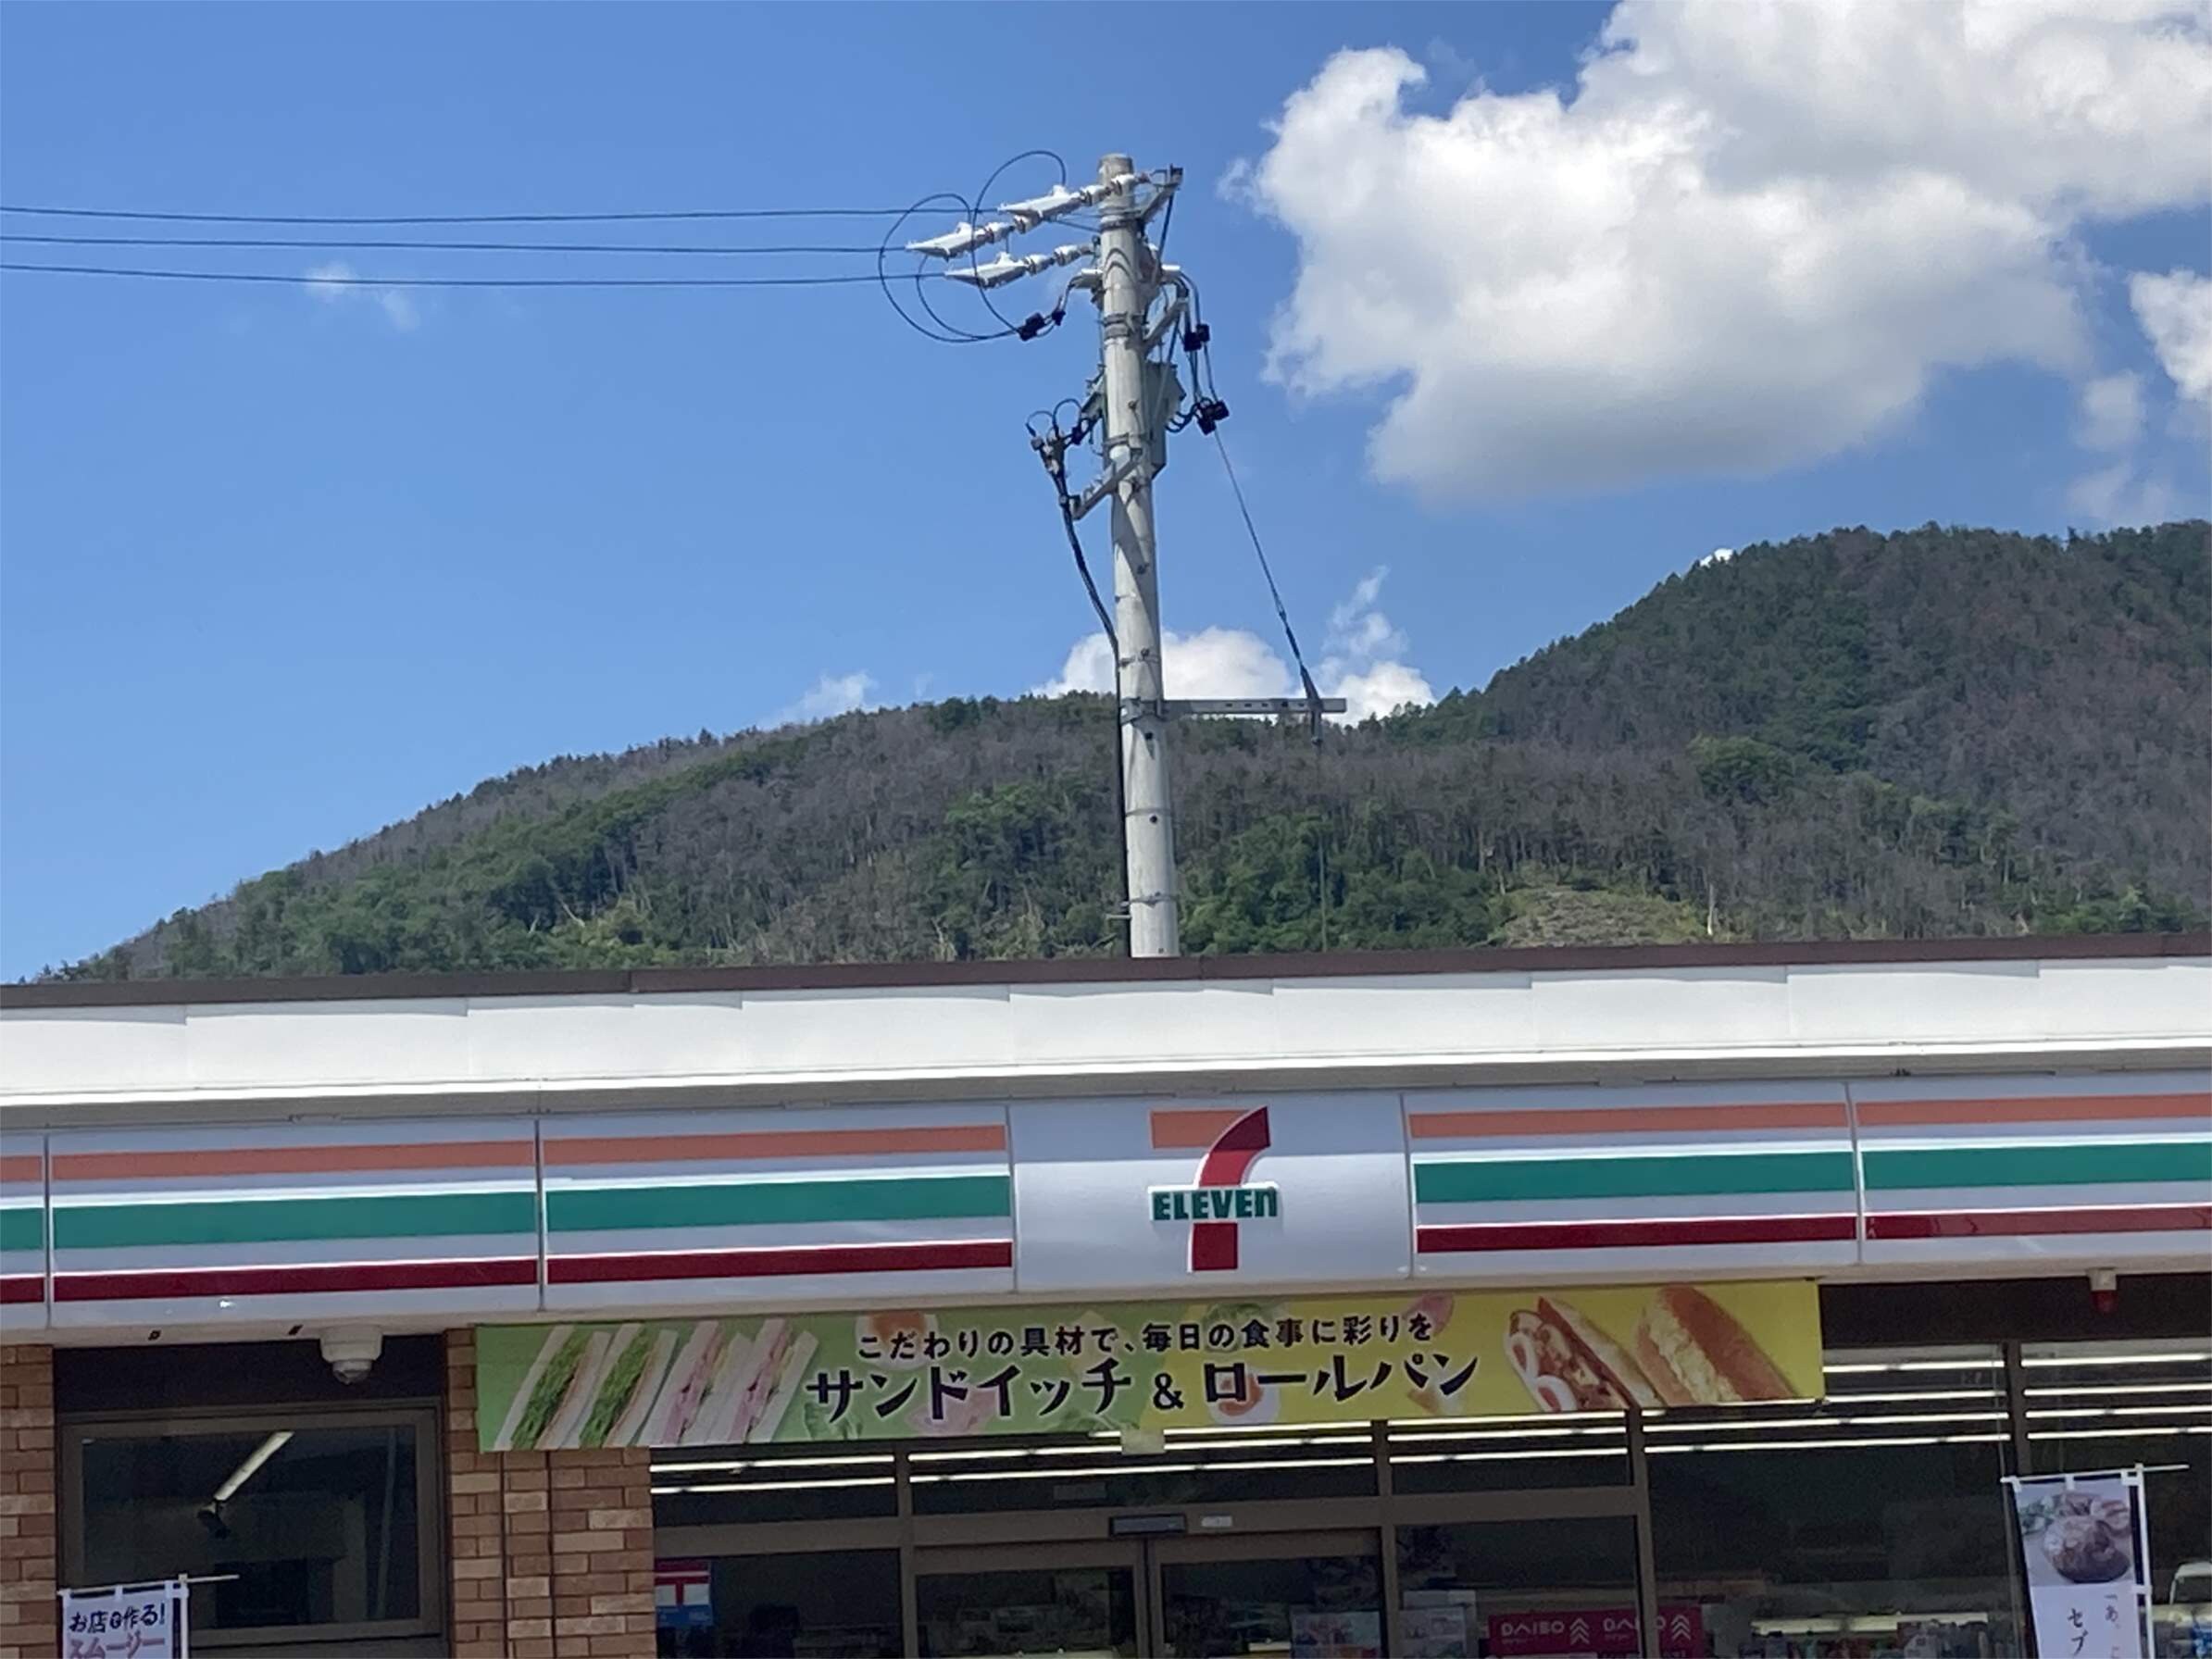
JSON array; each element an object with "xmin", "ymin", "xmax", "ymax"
[{"xmin": 1148, "ymin": 1106, "xmax": 1277, "ymax": 1272}]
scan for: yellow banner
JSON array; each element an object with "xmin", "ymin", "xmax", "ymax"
[{"xmin": 477, "ymin": 1279, "xmax": 1820, "ymax": 1451}]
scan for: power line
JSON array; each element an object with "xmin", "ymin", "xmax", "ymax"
[
  {"xmin": 0, "ymin": 263, "xmax": 894, "ymax": 288},
  {"xmin": 0, "ymin": 203, "xmax": 911, "ymax": 226},
  {"xmin": 1209, "ymin": 424, "xmax": 1329, "ymax": 729},
  {"xmin": 2, "ymin": 233, "xmax": 887, "ymax": 255}
]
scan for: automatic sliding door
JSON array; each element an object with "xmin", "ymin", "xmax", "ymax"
[
  {"xmin": 1152, "ymin": 1530, "xmax": 1384, "ymax": 1658},
  {"xmin": 1396, "ymin": 1514, "xmax": 1648, "ymax": 1658},
  {"xmin": 915, "ymin": 1541, "xmax": 1143, "ymax": 1658}
]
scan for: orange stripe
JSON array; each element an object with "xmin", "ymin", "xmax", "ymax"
[
  {"xmin": 1408, "ymin": 1102, "xmax": 1845, "ymax": 1139},
  {"xmin": 1857, "ymin": 1091, "xmax": 2212, "ymax": 1127},
  {"xmin": 544, "ymin": 1124, "xmax": 1006, "ymax": 1166},
  {"xmin": 1150, "ymin": 1109, "xmax": 1255, "ymax": 1150},
  {"xmin": 51, "ymin": 1140, "xmax": 534, "ymax": 1181},
  {"xmin": 0, "ymin": 1155, "xmax": 42, "ymax": 1184}
]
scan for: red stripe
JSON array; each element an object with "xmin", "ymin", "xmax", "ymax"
[
  {"xmin": 1417, "ymin": 1215, "xmax": 1858, "ymax": 1253},
  {"xmin": 55, "ymin": 1256, "xmax": 539, "ymax": 1302},
  {"xmin": 548, "ymin": 1239, "xmax": 1012, "ymax": 1284},
  {"xmin": 0, "ymin": 1276, "xmax": 44, "ymax": 1305},
  {"xmin": 1192, "ymin": 1108, "xmax": 1271, "ymax": 1273},
  {"xmin": 1869, "ymin": 1204, "xmax": 2212, "ymax": 1240}
]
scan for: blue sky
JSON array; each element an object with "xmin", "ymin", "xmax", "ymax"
[{"xmin": 3, "ymin": 2, "xmax": 2206, "ymax": 979}]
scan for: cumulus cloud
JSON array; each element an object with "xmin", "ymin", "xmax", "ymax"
[
  {"xmin": 1036, "ymin": 626, "xmax": 1299, "ymax": 701},
  {"xmin": 303, "ymin": 261, "xmax": 419, "ymax": 331},
  {"xmin": 1235, "ymin": 3, "xmax": 2212, "ymax": 500},
  {"xmin": 2075, "ymin": 373, "xmax": 2148, "ymax": 452},
  {"xmin": 1035, "ymin": 568, "xmax": 1435, "ymax": 722},
  {"xmin": 2067, "ymin": 459, "xmax": 2181, "ymax": 525},
  {"xmin": 1318, "ymin": 565, "xmax": 1435, "ymax": 719},
  {"xmin": 769, "ymin": 670, "xmax": 881, "ymax": 727},
  {"xmin": 2131, "ymin": 268, "xmax": 2212, "ymax": 405}
]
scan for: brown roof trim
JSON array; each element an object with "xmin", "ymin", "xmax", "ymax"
[{"xmin": 4, "ymin": 932, "xmax": 2204, "ymax": 1010}]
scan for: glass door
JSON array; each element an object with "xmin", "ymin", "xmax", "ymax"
[
  {"xmin": 1152, "ymin": 1530, "xmax": 1384, "ymax": 1659},
  {"xmin": 1397, "ymin": 1515, "xmax": 1648, "ymax": 1659},
  {"xmin": 916, "ymin": 1541, "xmax": 1144, "ymax": 1658}
]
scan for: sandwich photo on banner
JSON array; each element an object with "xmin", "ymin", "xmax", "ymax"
[{"xmin": 493, "ymin": 1319, "xmax": 817, "ymax": 1453}]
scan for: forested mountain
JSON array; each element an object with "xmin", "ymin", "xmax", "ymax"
[{"xmin": 50, "ymin": 521, "xmax": 2210, "ymax": 981}]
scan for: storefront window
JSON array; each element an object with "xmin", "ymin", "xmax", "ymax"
[
  {"xmin": 1158, "ymin": 1549, "xmax": 1382, "ymax": 1659},
  {"xmin": 2023, "ymin": 1339, "xmax": 2212, "ymax": 1658},
  {"xmin": 1398, "ymin": 1517, "xmax": 1644, "ymax": 1658},
  {"xmin": 659, "ymin": 1549, "xmax": 901, "ymax": 1658},
  {"xmin": 1648, "ymin": 1346, "xmax": 2018, "ymax": 1658},
  {"xmin": 917, "ymin": 1564, "xmax": 1137, "ymax": 1658},
  {"xmin": 68, "ymin": 1412, "xmax": 433, "ymax": 1647}
]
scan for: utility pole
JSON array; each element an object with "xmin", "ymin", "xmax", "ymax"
[
  {"xmin": 907, "ymin": 151, "xmax": 1343, "ymax": 960},
  {"xmin": 1094, "ymin": 155, "xmax": 1178, "ymax": 956}
]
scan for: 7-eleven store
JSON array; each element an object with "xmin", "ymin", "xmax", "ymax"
[{"xmin": 2, "ymin": 936, "xmax": 2207, "ymax": 1659}]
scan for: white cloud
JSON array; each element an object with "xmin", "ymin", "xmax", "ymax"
[
  {"xmin": 2075, "ymin": 372, "xmax": 2148, "ymax": 451},
  {"xmin": 1036, "ymin": 627, "xmax": 1296, "ymax": 700},
  {"xmin": 1330, "ymin": 660, "xmax": 1437, "ymax": 723},
  {"xmin": 1036, "ymin": 568, "xmax": 1436, "ymax": 723},
  {"xmin": 2067, "ymin": 459, "xmax": 2181, "ymax": 525},
  {"xmin": 302, "ymin": 261, "xmax": 419, "ymax": 332},
  {"xmin": 2131, "ymin": 268, "xmax": 2212, "ymax": 405},
  {"xmin": 769, "ymin": 670, "xmax": 881, "ymax": 727},
  {"xmin": 1236, "ymin": 3, "xmax": 2212, "ymax": 500},
  {"xmin": 1318, "ymin": 564, "xmax": 1435, "ymax": 718},
  {"xmin": 1696, "ymin": 547, "xmax": 1736, "ymax": 568}
]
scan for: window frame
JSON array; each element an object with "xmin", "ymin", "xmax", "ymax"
[{"xmin": 58, "ymin": 1402, "xmax": 444, "ymax": 1652}]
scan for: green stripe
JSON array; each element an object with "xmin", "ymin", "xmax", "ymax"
[
  {"xmin": 548, "ymin": 1173, "xmax": 1010, "ymax": 1233},
  {"xmin": 0, "ymin": 1208, "xmax": 43, "ymax": 1254},
  {"xmin": 54, "ymin": 1190, "xmax": 536, "ymax": 1250},
  {"xmin": 1866, "ymin": 1141, "xmax": 2212, "ymax": 1191},
  {"xmin": 1415, "ymin": 1150, "xmax": 1855, "ymax": 1204}
]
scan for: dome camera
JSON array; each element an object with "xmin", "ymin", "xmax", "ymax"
[{"xmin": 319, "ymin": 1327, "xmax": 382, "ymax": 1384}]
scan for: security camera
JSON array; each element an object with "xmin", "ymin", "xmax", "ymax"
[{"xmin": 319, "ymin": 1328, "xmax": 382, "ymax": 1384}]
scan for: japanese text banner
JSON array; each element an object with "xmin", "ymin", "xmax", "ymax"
[{"xmin": 475, "ymin": 1279, "xmax": 1820, "ymax": 1451}]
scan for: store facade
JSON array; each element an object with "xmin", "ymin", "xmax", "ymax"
[{"xmin": 2, "ymin": 937, "xmax": 2206, "ymax": 1659}]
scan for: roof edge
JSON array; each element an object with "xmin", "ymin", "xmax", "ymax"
[{"xmin": 4, "ymin": 932, "xmax": 2205, "ymax": 1011}]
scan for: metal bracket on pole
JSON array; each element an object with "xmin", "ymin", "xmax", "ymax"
[
  {"xmin": 1143, "ymin": 294, "xmax": 1188, "ymax": 353},
  {"xmin": 1070, "ymin": 451, "xmax": 1146, "ymax": 520},
  {"xmin": 1162, "ymin": 698, "xmax": 1348, "ymax": 717}
]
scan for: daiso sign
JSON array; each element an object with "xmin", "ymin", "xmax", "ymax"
[{"xmin": 1487, "ymin": 1604, "xmax": 1703, "ymax": 1657}]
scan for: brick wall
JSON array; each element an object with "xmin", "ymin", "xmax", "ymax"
[
  {"xmin": 445, "ymin": 1331, "xmax": 657, "ymax": 1659},
  {"xmin": 0, "ymin": 1344, "xmax": 56, "ymax": 1659}
]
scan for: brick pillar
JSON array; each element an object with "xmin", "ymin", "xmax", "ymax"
[
  {"xmin": 0, "ymin": 1344, "xmax": 57, "ymax": 1659},
  {"xmin": 444, "ymin": 1332, "xmax": 656, "ymax": 1659},
  {"xmin": 548, "ymin": 1451, "xmax": 655, "ymax": 1655}
]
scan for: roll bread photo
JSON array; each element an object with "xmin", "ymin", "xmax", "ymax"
[{"xmin": 1505, "ymin": 1285, "xmax": 1795, "ymax": 1412}]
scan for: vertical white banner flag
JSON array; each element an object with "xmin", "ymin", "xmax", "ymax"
[
  {"xmin": 60, "ymin": 1578, "xmax": 189, "ymax": 1659},
  {"xmin": 2007, "ymin": 1470, "xmax": 2153, "ymax": 1659}
]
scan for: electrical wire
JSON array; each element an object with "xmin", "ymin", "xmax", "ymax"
[
  {"xmin": 1059, "ymin": 494, "xmax": 1118, "ymax": 654},
  {"xmin": 876, "ymin": 190, "xmax": 1008, "ymax": 344},
  {"xmin": 873, "ymin": 153, "xmax": 1092, "ymax": 348},
  {"xmin": 962, "ymin": 149, "xmax": 1067, "ymax": 337},
  {"xmin": 0, "ymin": 203, "xmax": 912, "ymax": 225},
  {"xmin": 0, "ymin": 263, "xmax": 893, "ymax": 288},
  {"xmin": 1026, "ymin": 415, "xmax": 1117, "ymax": 653},
  {"xmin": 1208, "ymin": 422, "xmax": 1329, "ymax": 741},
  {"xmin": 2, "ymin": 232, "xmax": 888, "ymax": 256}
]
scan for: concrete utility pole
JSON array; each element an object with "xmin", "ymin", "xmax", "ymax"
[
  {"xmin": 1093, "ymin": 155, "xmax": 1178, "ymax": 956},
  {"xmin": 906, "ymin": 150, "xmax": 1342, "ymax": 960}
]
